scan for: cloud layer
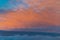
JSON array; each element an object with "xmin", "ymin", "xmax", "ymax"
[{"xmin": 0, "ymin": 0, "xmax": 60, "ymax": 31}]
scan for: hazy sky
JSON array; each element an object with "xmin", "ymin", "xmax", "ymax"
[{"xmin": 0, "ymin": 0, "xmax": 60, "ymax": 32}]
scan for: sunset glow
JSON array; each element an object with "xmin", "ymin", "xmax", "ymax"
[{"xmin": 0, "ymin": 0, "xmax": 60, "ymax": 30}]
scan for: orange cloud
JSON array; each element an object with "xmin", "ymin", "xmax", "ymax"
[{"xmin": 0, "ymin": 0, "xmax": 60, "ymax": 30}]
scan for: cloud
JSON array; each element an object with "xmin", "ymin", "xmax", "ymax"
[{"xmin": 0, "ymin": 0, "xmax": 60, "ymax": 30}]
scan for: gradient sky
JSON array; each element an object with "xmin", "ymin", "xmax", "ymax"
[{"xmin": 0, "ymin": 0, "xmax": 60, "ymax": 32}]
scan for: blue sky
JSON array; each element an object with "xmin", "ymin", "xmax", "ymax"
[
  {"xmin": 0, "ymin": 0, "xmax": 29, "ymax": 10},
  {"xmin": 0, "ymin": 0, "xmax": 9, "ymax": 9},
  {"xmin": 0, "ymin": 0, "xmax": 22, "ymax": 13},
  {"xmin": 0, "ymin": 0, "xmax": 29, "ymax": 14},
  {"xmin": 0, "ymin": 0, "xmax": 18, "ymax": 10}
]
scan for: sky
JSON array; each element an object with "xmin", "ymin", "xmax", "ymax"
[{"xmin": 0, "ymin": 0, "xmax": 60, "ymax": 32}]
